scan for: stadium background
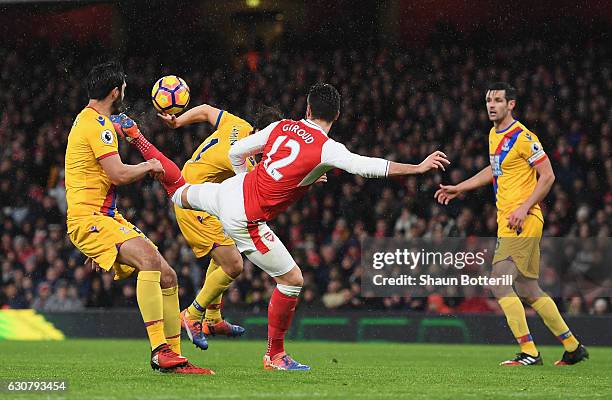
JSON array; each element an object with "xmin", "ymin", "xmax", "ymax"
[{"xmin": 0, "ymin": 0, "xmax": 610, "ymax": 343}]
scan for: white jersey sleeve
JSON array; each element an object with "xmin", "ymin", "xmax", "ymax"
[
  {"xmin": 321, "ymin": 139, "xmax": 389, "ymax": 178},
  {"xmin": 229, "ymin": 121, "xmax": 280, "ymax": 174}
]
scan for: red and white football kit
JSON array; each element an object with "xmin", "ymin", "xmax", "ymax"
[{"xmin": 178, "ymin": 118, "xmax": 389, "ymax": 276}]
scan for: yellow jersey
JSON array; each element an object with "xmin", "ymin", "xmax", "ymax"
[
  {"xmin": 182, "ymin": 110, "xmax": 255, "ymax": 184},
  {"xmin": 65, "ymin": 107, "xmax": 119, "ymax": 221},
  {"xmin": 489, "ymin": 120, "xmax": 547, "ymax": 222}
]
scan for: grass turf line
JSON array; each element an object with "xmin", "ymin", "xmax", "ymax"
[{"xmin": 0, "ymin": 339, "xmax": 610, "ymax": 400}]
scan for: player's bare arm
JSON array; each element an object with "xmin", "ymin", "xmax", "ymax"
[
  {"xmin": 506, "ymin": 157, "xmax": 555, "ymax": 231},
  {"xmin": 157, "ymin": 103, "xmax": 221, "ymax": 129},
  {"xmin": 434, "ymin": 166, "xmax": 493, "ymax": 205},
  {"xmin": 388, "ymin": 151, "xmax": 450, "ymax": 176},
  {"xmin": 99, "ymin": 154, "xmax": 164, "ymax": 186}
]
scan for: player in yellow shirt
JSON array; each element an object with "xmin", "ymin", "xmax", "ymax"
[
  {"xmin": 65, "ymin": 61, "xmax": 212, "ymax": 374},
  {"xmin": 114, "ymin": 104, "xmax": 282, "ymax": 350},
  {"xmin": 435, "ymin": 82, "xmax": 588, "ymax": 366}
]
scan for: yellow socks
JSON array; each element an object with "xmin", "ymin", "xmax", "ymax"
[
  {"xmin": 204, "ymin": 259, "xmax": 223, "ymax": 324},
  {"xmin": 498, "ymin": 296, "xmax": 538, "ymax": 356},
  {"xmin": 187, "ymin": 259, "xmax": 234, "ymax": 323},
  {"xmin": 162, "ymin": 285, "xmax": 181, "ymax": 355},
  {"xmin": 204, "ymin": 301, "xmax": 223, "ymax": 324},
  {"xmin": 532, "ymin": 296, "xmax": 579, "ymax": 352},
  {"xmin": 137, "ymin": 271, "xmax": 166, "ymax": 350}
]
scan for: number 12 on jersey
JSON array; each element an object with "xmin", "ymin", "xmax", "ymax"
[{"xmin": 263, "ymin": 136, "xmax": 301, "ymax": 181}]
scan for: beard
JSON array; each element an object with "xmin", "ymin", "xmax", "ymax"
[
  {"xmin": 489, "ymin": 110, "xmax": 507, "ymax": 122},
  {"xmin": 111, "ymin": 96, "xmax": 125, "ymax": 114}
]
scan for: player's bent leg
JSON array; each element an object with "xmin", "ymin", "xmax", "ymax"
[
  {"xmin": 117, "ymin": 238, "xmax": 187, "ymax": 370},
  {"xmin": 211, "ymin": 244, "xmax": 243, "ymax": 278},
  {"xmin": 201, "ymin": 259, "xmax": 225, "ymax": 324},
  {"xmin": 199, "ymin": 246, "xmax": 246, "ymax": 337},
  {"xmin": 490, "ymin": 259, "xmax": 540, "ymax": 364},
  {"xmin": 184, "ymin": 258, "xmax": 223, "ymax": 324},
  {"xmin": 182, "ymin": 252, "xmax": 242, "ymax": 350},
  {"xmin": 183, "ymin": 249, "xmax": 244, "ymax": 348},
  {"xmin": 196, "ymin": 248, "xmax": 242, "ymax": 321},
  {"xmin": 515, "ymin": 277, "xmax": 587, "ymax": 365}
]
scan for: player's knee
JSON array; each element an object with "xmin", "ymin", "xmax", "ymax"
[
  {"xmin": 520, "ymin": 291, "xmax": 544, "ymax": 306},
  {"xmin": 160, "ymin": 264, "xmax": 178, "ymax": 288},
  {"xmin": 514, "ymin": 282, "xmax": 543, "ymax": 304},
  {"xmin": 489, "ymin": 262, "xmax": 516, "ymax": 298},
  {"xmin": 273, "ymin": 265, "xmax": 303, "ymax": 288},
  {"xmin": 488, "ymin": 279, "xmax": 513, "ymax": 299},
  {"xmin": 489, "ymin": 285, "xmax": 506, "ymax": 299},
  {"xmin": 138, "ymin": 250, "xmax": 162, "ymax": 272},
  {"xmin": 521, "ymin": 296, "xmax": 537, "ymax": 305},
  {"xmin": 293, "ymin": 273, "xmax": 304, "ymax": 287},
  {"xmin": 284, "ymin": 267, "xmax": 304, "ymax": 287},
  {"xmin": 223, "ymin": 256, "xmax": 243, "ymax": 278}
]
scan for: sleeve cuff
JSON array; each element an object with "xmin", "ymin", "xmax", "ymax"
[
  {"xmin": 530, "ymin": 154, "xmax": 548, "ymax": 167},
  {"xmin": 97, "ymin": 151, "xmax": 118, "ymax": 161},
  {"xmin": 214, "ymin": 110, "xmax": 224, "ymax": 130}
]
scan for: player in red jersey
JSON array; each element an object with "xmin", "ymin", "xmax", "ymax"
[
  {"xmin": 171, "ymin": 83, "xmax": 449, "ymax": 370},
  {"xmin": 114, "ymin": 83, "xmax": 448, "ymax": 370}
]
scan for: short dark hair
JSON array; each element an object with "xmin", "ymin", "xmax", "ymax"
[
  {"xmin": 487, "ymin": 82, "xmax": 517, "ymax": 102},
  {"xmin": 307, "ymin": 83, "xmax": 340, "ymax": 122},
  {"xmin": 87, "ymin": 61, "xmax": 126, "ymax": 100},
  {"xmin": 253, "ymin": 105, "xmax": 283, "ymax": 129}
]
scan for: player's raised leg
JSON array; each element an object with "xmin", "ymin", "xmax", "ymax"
[
  {"xmin": 515, "ymin": 277, "xmax": 588, "ymax": 366},
  {"xmin": 489, "ymin": 259, "xmax": 542, "ymax": 366},
  {"xmin": 116, "ymin": 237, "xmax": 188, "ymax": 370},
  {"xmin": 111, "ymin": 113, "xmax": 186, "ymax": 196}
]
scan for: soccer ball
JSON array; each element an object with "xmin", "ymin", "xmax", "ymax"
[{"xmin": 151, "ymin": 75, "xmax": 190, "ymax": 115}]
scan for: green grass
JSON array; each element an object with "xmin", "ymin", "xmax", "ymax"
[{"xmin": 0, "ymin": 339, "xmax": 610, "ymax": 399}]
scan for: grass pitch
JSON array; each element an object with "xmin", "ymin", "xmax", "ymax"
[{"xmin": 0, "ymin": 339, "xmax": 610, "ymax": 399}]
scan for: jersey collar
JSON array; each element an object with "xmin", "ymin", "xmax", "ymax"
[
  {"xmin": 495, "ymin": 119, "xmax": 517, "ymax": 134},
  {"xmin": 85, "ymin": 105, "xmax": 102, "ymax": 115},
  {"xmin": 302, "ymin": 119, "xmax": 328, "ymax": 136}
]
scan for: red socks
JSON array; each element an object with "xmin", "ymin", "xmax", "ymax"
[
  {"xmin": 267, "ymin": 288, "xmax": 298, "ymax": 357},
  {"xmin": 132, "ymin": 136, "xmax": 185, "ymax": 196}
]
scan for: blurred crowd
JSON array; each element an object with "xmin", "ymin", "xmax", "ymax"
[{"xmin": 0, "ymin": 36, "xmax": 610, "ymax": 316}]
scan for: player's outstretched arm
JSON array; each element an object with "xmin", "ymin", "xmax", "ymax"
[
  {"xmin": 157, "ymin": 104, "xmax": 221, "ymax": 129},
  {"xmin": 321, "ymin": 140, "xmax": 449, "ymax": 179},
  {"xmin": 434, "ymin": 166, "xmax": 493, "ymax": 205},
  {"xmin": 387, "ymin": 151, "xmax": 450, "ymax": 176},
  {"xmin": 98, "ymin": 154, "xmax": 163, "ymax": 186}
]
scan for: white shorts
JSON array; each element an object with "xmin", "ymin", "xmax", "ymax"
[{"xmin": 185, "ymin": 173, "xmax": 296, "ymax": 277}]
